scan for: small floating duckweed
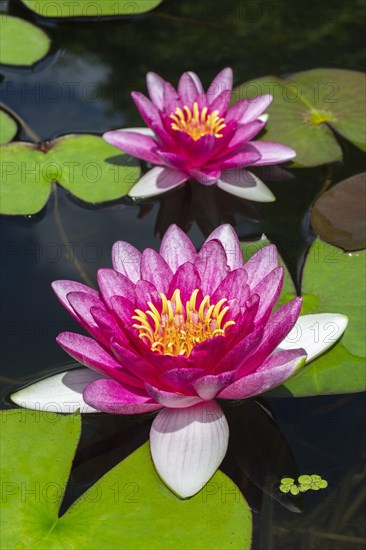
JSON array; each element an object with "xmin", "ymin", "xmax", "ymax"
[{"xmin": 280, "ymin": 474, "xmax": 328, "ymax": 494}]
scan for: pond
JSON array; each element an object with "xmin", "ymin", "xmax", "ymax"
[{"xmin": 1, "ymin": 1, "xmax": 365, "ymax": 549}]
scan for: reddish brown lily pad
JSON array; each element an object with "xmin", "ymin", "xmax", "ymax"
[{"xmin": 311, "ymin": 173, "xmax": 366, "ymax": 251}]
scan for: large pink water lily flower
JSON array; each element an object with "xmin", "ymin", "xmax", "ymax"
[
  {"xmin": 12, "ymin": 225, "xmax": 347, "ymax": 498},
  {"xmin": 103, "ymin": 68, "xmax": 296, "ymax": 202}
]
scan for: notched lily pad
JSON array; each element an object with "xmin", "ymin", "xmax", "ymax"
[
  {"xmin": 0, "ymin": 135, "xmax": 141, "ymax": 215},
  {"xmin": 0, "ymin": 110, "xmax": 17, "ymax": 145},
  {"xmin": 1, "ymin": 410, "xmax": 252, "ymax": 550},
  {"xmin": 48, "ymin": 134, "xmax": 141, "ymax": 203},
  {"xmin": 311, "ymin": 173, "xmax": 366, "ymax": 251},
  {"xmin": 234, "ymin": 69, "xmax": 366, "ymax": 166},
  {"xmin": 20, "ymin": 0, "xmax": 163, "ymax": 17},
  {"xmin": 0, "ymin": 15, "xmax": 50, "ymax": 66},
  {"xmin": 0, "ymin": 142, "xmax": 53, "ymax": 215}
]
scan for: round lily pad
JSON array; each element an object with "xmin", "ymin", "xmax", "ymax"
[
  {"xmin": 0, "ymin": 135, "xmax": 141, "ymax": 215},
  {"xmin": 234, "ymin": 69, "xmax": 365, "ymax": 166},
  {"xmin": 0, "ymin": 110, "xmax": 17, "ymax": 145},
  {"xmin": 21, "ymin": 0, "xmax": 163, "ymax": 17},
  {"xmin": 311, "ymin": 173, "xmax": 366, "ymax": 251},
  {"xmin": 48, "ymin": 134, "xmax": 141, "ymax": 203},
  {"xmin": 0, "ymin": 15, "xmax": 50, "ymax": 66},
  {"xmin": 0, "ymin": 142, "xmax": 53, "ymax": 215},
  {"xmin": 1, "ymin": 410, "xmax": 252, "ymax": 550}
]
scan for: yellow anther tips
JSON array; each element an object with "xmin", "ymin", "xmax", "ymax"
[
  {"xmin": 132, "ymin": 289, "xmax": 235, "ymax": 357},
  {"xmin": 170, "ymin": 102, "xmax": 226, "ymax": 141}
]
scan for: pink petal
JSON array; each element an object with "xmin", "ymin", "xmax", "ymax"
[
  {"xmin": 195, "ymin": 240, "xmax": 229, "ymax": 295},
  {"xmin": 146, "ymin": 72, "xmax": 166, "ymax": 110},
  {"xmin": 131, "ymin": 91, "xmax": 163, "ymax": 130},
  {"xmin": 224, "ymin": 120, "xmax": 266, "ymax": 152},
  {"xmin": 192, "ymin": 371, "xmax": 236, "ymax": 400},
  {"xmin": 128, "ymin": 167, "xmax": 188, "ymax": 198},
  {"xmin": 250, "ymin": 141, "xmax": 297, "ymax": 166},
  {"xmin": 178, "ymin": 72, "xmax": 202, "ymax": 105},
  {"xmin": 110, "ymin": 295, "xmax": 136, "ymax": 329},
  {"xmin": 145, "ymin": 384, "xmax": 203, "ymax": 408},
  {"xmin": 97, "ymin": 268, "xmax": 136, "ymax": 307},
  {"xmin": 163, "ymin": 81, "xmax": 181, "ymax": 114},
  {"xmin": 90, "ymin": 306, "xmax": 125, "ymax": 344},
  {"xmin": 237, "ymin": 297, "xmax": 303, "ymax": 376},
  {"xmin": 141, "ymin": 248, "xmax": 173, "ymax": 294},
  {"xmin": 206, "ymin": 224, "xmax": 243, "ymax": 270},
  {"xmin": 219, "ymin": 348, "xmax": 306, "ymax": 399},
  {"xmin": 66, "ymin": 291, "xmax": 108, "ymax": 342},
  {"xmin": 213, "ymin": 146, "xmax": 261, "ymax": 170},
  {"xmin": 207, "ymin": 68, "xmax": 233, "ymax": 105},
  {"xmin": 167, "ymin": 262, "xmax": 201, "ymax": 303},
  {"xmin": 243, "ymin": 244, "xmax": 279, "ymax": 289},
  {"xmin": 112, "ymin": 241, "xmax": 142, "ymax": 284},
  {"xmin": 83, "ymin": 378, "xmax": 162, "ymax": 414},
  {"xmin": 160, "ymin": 367, "xmax": 207, "ymax": 393},
  {"xmin": 188, "ymin": 168, "xmax": 221, "ymax": 185},
  {"xmin": 103, "ymin": 130, "xmax": 160, "ymax": 164},
  {"xmin": 238, "ymin": 94, "xmax": 273, "ymax": 124},
  {"xmin": 110, "ymin": 340, "xmax": 159, "ymax": 385},
  {"xmin": 214, "ymin": 326, "xmax": 263, "ymax": 374},
  {"xmin": 52, "ymin": 280, "xmax": 99, "ymax": 321},
  {"xmin": 212, "ymin": 268, "xmax": 248, "ymax": 304},
  {"xmin": 134, "ymin": 280, "xmax": 160, "ymax": 310},
  {"xmin": 252, "ymin": 267, "xmax": 284, "ymax": 324},
  {"xmin": 160, "ymin": 224, "xmax": 197, "ymax": 271},
  {"xmin": 56, "ymin": 332, "xmax": 143, "ymax": 387},
  {"xmin": 187, "ymin": 72, "xmax": 204, "ymax": 95}
]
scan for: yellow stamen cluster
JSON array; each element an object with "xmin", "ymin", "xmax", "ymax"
[
  {"xmin": 170, "ymin": 102, "xmax": 226, "ymax": 141},
  {"xmin": 132, "ymin": 289, "xmax": 235, "ymax": 357}
]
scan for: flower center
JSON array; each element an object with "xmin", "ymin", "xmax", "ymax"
[
  {"xmin": 170, "ymin": 102, "xmax": 226, "ymax": 141},
  {"xmin": 132, "ymin": 289, "xmax": 235, "ymax": 357}
]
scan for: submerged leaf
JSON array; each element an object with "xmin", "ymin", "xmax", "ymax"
[{"xmin": 311, "ymin": 173, "xmax": 366, "ymax": 251}]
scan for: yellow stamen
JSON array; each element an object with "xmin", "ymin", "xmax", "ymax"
[
  {"xmin": 170, "ymin": 101, "xmax": 226, "ymax": 141},
  {"xmin": 132, "ymin": 289, "xmax": 235, "ymax": 357}
]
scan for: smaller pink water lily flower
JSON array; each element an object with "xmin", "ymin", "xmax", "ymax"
[
  {"xmin": 11, "ymin": 225, "xmax": 347, "ymax": 498},
  {"xmin": 103, "ymin": 68, "xmax": 296, "ymax": 201}
]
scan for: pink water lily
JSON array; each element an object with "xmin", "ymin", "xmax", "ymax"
[
  {"xmin": 12, "ymin": 225, "xmax": 347, "ymax": 498},
  {"xmin": 103, "ymin": 68, "xmax": 296, "ymax": 201}
]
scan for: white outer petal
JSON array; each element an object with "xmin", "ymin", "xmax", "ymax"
[
  {"xmin": 278, "ymin": 313, "xmax": 349, "ymax": 362},
  {"xmin": 10, "ymin": 368, "xmax": 104, "ymax": 414},
  {"xmin": 218, "ymin": 169, "xmax": 275, "ymax": 202},
  {"xmin": 128, "ymin": 166, "xmax": 188, "ymax": 198},
  {"xmin": 150, "ymin": 401, "xmax": 229, "ymax": 498},
  {"xmin": 257, "ymin": 113, "xmax": 269, "ymax": 123},
  {"xmin": 115, "ymin": 127, "xmax": 156, "ymax": 137}
]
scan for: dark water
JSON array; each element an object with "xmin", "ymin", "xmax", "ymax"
[{"xmin": 1, "ymin": 0, "xmax": 365, "ymax": 548}]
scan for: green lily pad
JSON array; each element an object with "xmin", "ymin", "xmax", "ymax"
[
  {"xmin": 234, "ymin": 69, "xmax": 366, "ymax": 166},
  {"xmin": 48, "ymin": 134, "xmax": 141, "ymax": 203},
  {"xmin": 0, "ymin": 142, "xmax": 53, "ymax": 215},
  {"xmin": 1, "ymin": 410, "xmax": 252, "ymax": 549},
  {"xmin": 0, "ymin": 135, "xmax": 141, "ymax": 215},
  {"xmin": 0, "ymin": 110, "xmax": 17, "ymax": 145},
  {"xmin": 0, "ymin": 16, "xmax": 50, "ymax": 66},
  {"xmin": 242, "ymin": 238, "xmax": 366, "ymax": 397},
  {"xmin": 21, "ymin": 0, "xmax": 163, "ymax": 17},
  {"xmin": 311, "ymin": 173, "xmax": 366, "ymax": 251}
]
